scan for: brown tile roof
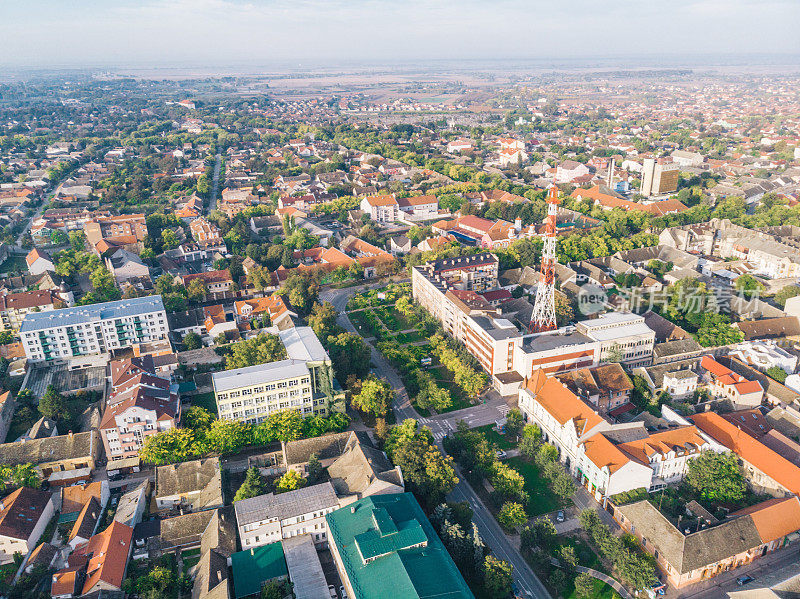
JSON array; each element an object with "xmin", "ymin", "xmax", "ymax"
[{"xmin": 0, "ymin": 487, "xmax": 51, "ymax": 540}]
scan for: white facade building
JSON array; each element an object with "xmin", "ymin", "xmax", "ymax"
[{"xmin": 20, "ymin": 296, "xmax": 169, "ymax": 362}]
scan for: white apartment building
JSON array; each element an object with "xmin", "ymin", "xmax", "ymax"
[
  {"xmin": 214, "ymin": 360, "xmax": 317, "ymax": 423},
  {"xmin": 20, "ymin": 296, "xmax": 169, "ymax": 362},
  {"xmin": 213, "ymin": 327, "xmax": 344, "ymax": 423},
  {"xmin": 519, "ymin": 370, "xmax": 710, "ymax": 502},
  {"xmin": 575, "ymin": 312, "xmax": 655, "ymax": 368},
  {"xmin": 235, "ymin": 482, "xmax": 342, "ymax": 549},
  {"xmin": 359, "ymin": 195, "xmax": 399, "ymax": 223}
]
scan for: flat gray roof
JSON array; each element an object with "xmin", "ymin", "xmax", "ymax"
[
  {"xmin": 20, "ymin": 295, "xmax": 165, "ymax": 333},
  {"xmin": 234, "ymin": 482, "xmax": 338, "ymax": 526},
  {"xmin": 279, "ymin": 327, "xmax": 330, "ymax": 363},
  {"xmin": 282, "ymin": 534, "xmax": 331, "ymax": 599},
  {"xmin": 523, "ymin": 331, "xmax": 594, "ymax": 352},
  {"xmin": 212, "ymin": 359, "xmax": 309, "ymax": 392}
]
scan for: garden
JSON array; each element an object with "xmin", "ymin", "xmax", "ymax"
[{"xmin": 348, "ymin": 284, "xmax": 489, "ymax": 415}]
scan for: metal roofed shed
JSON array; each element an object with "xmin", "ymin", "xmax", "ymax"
[
  {"xmin": 231, "ymin": 542, "xmax": 288, "ymax": 599},
  {"xmin": 282, "ymin": 535, "xmax": 330, "ymax": 599},
  {"xmin": 19, "ymin": 295, "xmax": 166, "ymax": 333},
  {"xmin": 326, "ymin": 492, "xmax": 474, "ymax": 599},
  {"xmin": 211, "ymin": 359, "xmax": 309, "ymax": 392}
]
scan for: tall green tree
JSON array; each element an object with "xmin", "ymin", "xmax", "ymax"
[{"xmin": 685, "ymin": 451, "xmax": 746, "ymax": 503}]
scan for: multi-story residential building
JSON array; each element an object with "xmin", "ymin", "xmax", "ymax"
[
  {"xmin": 213, "ymin": 327, "xmax": 343, "ymax": 423},
  {"xmin": 190, "ymin": 217, "xmax": 223, "ymax": 243},
  {"xmin": 432, "ymin": 215, "xmax": 537, "ymax": 249},
  {"xmin": 554, "ymin": 363, "xmax": 633, "ymax": 415},
  {"xmin": 0, "ymin": 290, "xmax": 59, "ymax": 332},
  {"xmin": 641, "ymin": 158, "xmax": 679, "ymax": 197},
  {"xmin": 20, "ymin": 296, "xmax": 169, "ymax": 362},
  {"xmin": 359, "ymin": 195, "xmax": 399, "ymax": 223},
  {"xmin": 100, "ymin": 357, "xmax": 179, "ymax": 461},
  {"xmin": 179, "ymin": 270, "xmax": 234, "ymax": 294},
  {"xmin": 235, "ymin": 482, "xmax": 341, "ymax": 549},
  {"xmin": 574, "ymin": 312, "xmax": 655, "ymax": 368},
  {"xmin": 519, "ymin": 370, "xmax": 710, "ymax": 501}
]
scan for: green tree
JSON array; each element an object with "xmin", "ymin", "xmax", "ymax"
[
  {"xmin": 308, "ymin": 302, "xmax": 339, "ymax": 340},
  {"xmin": 497, "ymin": 502, "xmax": 527, "ymax": 530},
  {"xmin": 187, "ymin": 278, "xmax": 207, "ymax": 302},
  {"xmin": 183, "ymin": 331, "xmax": 202, "ymax": 350},
  {"xmin": 685, "ymin": 451, "xmax": 746, "ymax": 503},
  {"xmin": 38, "ymin": 385, "xmax": 68, "ymax": 422},
  {"xmin": 328, "ymin": 333, "xmax": 372, "ymax": 382},
  {"xmin": 275, "ymin": 469, "xmax": 306, "ymax": 494},
  {"xmin": 482, "ymin": 555, "xmax": 514, "ymax": 599},
  {"xmin": 775, "ymin": 284, "xmax": 800, "ymax": 307},
  {"xmin": 574, "ymin": 573, "xmax": 596, "ymax": 599},
  {"xmin": 307, "ymin": 452, "xmax": 323, "ymax": 483},
  {"xmin": 225, "ymin": 334, "xmax": 287, "ymax": 370},
  {"xmin": 518, "ymin": 424, "xmax": 542, "ymax": 460},
  {"xmin": 234, "ymin": 467, "xmax": 268, "ymax": 502},
  {"xmin": 491, "ymin": 462, "xmax": 525, "ymax": 503},
  {"xmin": 351, "ymin": 376, "xmax": 393, "ymax": 417},
  {"xmin": 520, "ymin": 517, "xmax": 557, "ymax": 553},
  {"xmin": 766, "ymin": 366, "xmax": 788, "ymax": 383},
  {"xmin": 182, "ymin": 406, "xmax": 215, "ymax": 431},
  {"xmin": 504, "ymin": 408, "xmax": 523, "ymax": 437}
]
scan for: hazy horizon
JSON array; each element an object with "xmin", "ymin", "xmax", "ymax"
[{"xmin": 3, "ymin": 0, "xmax": 799, "ymax": 69}]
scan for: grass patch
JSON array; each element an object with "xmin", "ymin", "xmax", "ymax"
[
  {"xmin": 191, "ymin": 392, "xmax": 217, "ymax": 415},
  {"xmin": 347, "ymin": 310, "xmax": 380, "ymax": 337},
  {"xmin": 474, "ymin": 424, "xmax": 516, "ymax": 450},
  {"xmin": 391, "ymin": 330, "xmax": 427, "ymax": 344},
  {"xmin": 436, "ymin": 380, "xmax": 474, "ymax": 413},
  {"xmin": 505, "ymin": 456, "xmax": 564, "ymax": 517}
]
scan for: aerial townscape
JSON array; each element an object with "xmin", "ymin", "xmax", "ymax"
[{"xmin": 1, "ymin": 3, "xmax": 800, "ymax": 599}]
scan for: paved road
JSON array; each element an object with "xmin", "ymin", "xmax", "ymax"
[
  {"xmin": 16, "ymin": 182, "xmax": 62, "ymax": 246},
  {"xmin": 319, "ymin": 282, "xmax": 550, "ymax": 599},
  {"xmin": 449, "ymin": 471, "xmax": 550, "ymax": 599},
  {"xmin": 207, "ymin": 153, "xmax": 222, "ymax": 213}
]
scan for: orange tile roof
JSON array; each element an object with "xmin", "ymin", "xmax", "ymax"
[
  {"xmin": 731, "ymin": 496, "xmax": 800, "ymax": 543},
  {"xmin": 67, "ymin": 521, "xmax": 133, "ymax": 595},
  {"xmin": 364, "ymin": 195, "xmax": 398, "ymax": 207},
  {"xmin": 689, "ymin": 412, "xmax": 800, "ymax": 495},
  {"xmin": 582, "ymin": 433, "xmax": 631, "ymax": 474},
  {"xmin": 701, "ymin": 356, "xmax": 763, "ymax": 395},
  {"xmin": 616, "ymin": 426, "xmax": 707, "ymax": 464},
  {"xmin": 526, "ymin": 369, "xmax": 604, "ymax": 435}
]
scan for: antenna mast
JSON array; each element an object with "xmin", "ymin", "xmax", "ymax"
[{"xmin": 531, "ymin": 185, "xmax": 560, "ymax": 333}]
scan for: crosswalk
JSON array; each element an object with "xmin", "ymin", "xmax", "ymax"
[{"xmin": 497, "ymin": 405, "xmax": 511, "ymax": 417}]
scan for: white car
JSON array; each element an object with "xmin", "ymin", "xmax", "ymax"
[
  {"xmin": 340, "ymin": 586, "xmax": 349, "ymax": 599},
  {"xmin": 328, "ymin": 584, "xmax": 337, "ymax": 598}
]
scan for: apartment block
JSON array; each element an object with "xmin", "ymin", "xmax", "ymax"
[
  {"xmin": 641, "ymin": 158, "xmax": 679, "ymax": 197},
  {"xmin": 20, "ymin": 296, "xmax": 169, "ymax": 362},
  {"xmin": 213, "ymin": 327, "xmax": 344, "ymax": 423}
]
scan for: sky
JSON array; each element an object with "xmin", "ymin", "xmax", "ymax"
[{"xmin": 2, "ymin": 0, "xmax": 799, "ymax": 68}]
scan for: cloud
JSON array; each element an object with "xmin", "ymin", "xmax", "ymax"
[{"xmin": 0, "ymin": 0, "xmax": 798, "ymax": 67}]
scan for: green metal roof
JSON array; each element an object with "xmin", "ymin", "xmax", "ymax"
[
  {"xmin": 326, "ymin": 492, "xmax": 474, "ymax": 599},
  {"xmin": 231, "ymin": 542, "xmax": 288, "ymax": 598}
]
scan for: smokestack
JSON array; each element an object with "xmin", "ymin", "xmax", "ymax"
[{"xmin": 514, "ymin": 218, "xmax": 522, "ymax": 233}]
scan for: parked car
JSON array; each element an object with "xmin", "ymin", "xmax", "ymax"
[
  {"xmin": 496, "ymin": 449, "xmax": 507, "ymax": 459},
  {"xmin": 328, "ymin": 584, "xmax": 337, "ymax": 598},
  {"xmin": 556, "ymin": 510, "xmax": 565, "ymax": 523},
  {"xmin": 340, "ymin": 585, "xmax": 348, "ymax": 599},
  {"xmin": 737, "ymin": 575, "xmax": 754, "ymax": 586}
]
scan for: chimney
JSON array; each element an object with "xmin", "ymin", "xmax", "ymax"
[
  {"xmin": 514, "ymin": 218, "xmax": 522, "ymax": 233},
  {"xmin": 607, "ymin": 159, "xmax": 615, "ymax": 187}
]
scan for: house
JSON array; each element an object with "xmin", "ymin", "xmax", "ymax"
[
  {"xmin": 60, "ymin": 481, "xmax": 109, "ymax": 525},
  {"xmin": 446, "ymin": 139, "xmax": 473, "ymax": 153},
  {"xmin": 234, "ymin": 294, "xmax": 296, "ymax": 329},
  {"xmin": 556, "ymin": 160, "xmax": 591, "ymax": 183},
  {"xmin": 701, "ymin": 356, "xmax": 764, "ymax": 409},
  {"xmin": 0, "ymin": 431, "xmax": 100, "ymax": 485},
  {"xmin": 396, "ymin": 195, "xmax": 438, "ymax": 219},
  {"xmin": 554, "ymin": 363, "xmax": 634, "ymax": 416},
  {"xmin": 0, "ymin": 290, "xmax": 59, "ymax": 333},
  {"xmin": 113, "ymin": 482, "xmax": 149, "ymax": 529},
  {"xmin": 614, "ymin": 496, "xmax": 800, "ymax": 589},
  {"xmin": 339, "ymin": 236, "xmax": 395, "ymax": 278},
  {"xmin": 51, "ymin": 521, "xmax": 134, "ymax": 598},
  {"xmin": 192, "ymin": 507, "xmax": 236, "ymax": 599},
  {"xmin": 155, "ymin": 458, "xmax": 224, "ymax": 513},
  {"xmin": 26, "ymin": 248, "xmax": 55, "ymax": 275},
  {"xmin": 388, "ymin": 235, "xmax": 412, "ymax": 255},
  {"xmin": 0, "ymin": 487, "xmax": 55, "ymax": 564},
  {"xmin": 181, "ymin": 270, "xmax": 234, "ymax": 294},
  {"xmin": 359, "ymin": 195, "xmax": 398, "ymax": 223},
  {"xmin": 104, "ymin": 248, "xmax": 150, "ymax": 285},
  {"xmin": 190, "ymin": 218, "xmax": 227, "ymax": 253},
  {"xmin": 67, "ymin": 496, "xmax": 102, "ymax": 549},
  {"xmin": 203, "ymin": 304, "xmax": 238, "ymax": 339}
]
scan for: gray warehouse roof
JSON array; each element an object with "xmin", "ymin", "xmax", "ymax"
[{"xmin": 279, "ymin": 327, "xmax": 330, "ymax": 362}]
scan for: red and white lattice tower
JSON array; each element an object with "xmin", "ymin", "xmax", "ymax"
[{"xmin": 530, "ymin": 185, "xmax": 560, "ymax": 333}]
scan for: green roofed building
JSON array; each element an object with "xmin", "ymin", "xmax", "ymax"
[
  {"xmin": 326, "ymin": 492, "xmax": 474, "ymax": 599},
  {"xmin": 230, "ymin": 542, "xmax": 288, "ymax": 598}
]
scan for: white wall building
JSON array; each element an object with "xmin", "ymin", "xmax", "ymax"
[{"xmin": 20, "ymin": 296, "xmax": 169, "ymax": 362}]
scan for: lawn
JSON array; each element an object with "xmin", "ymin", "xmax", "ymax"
[
  {"xmin": 505, "ymin": 456, "xmax": 564, "ymax": 516},
  {"xmin": 347, "ymin": 309, "xmax": 381, "ymax": 337},
  {"xmin": 191, "ymin": 391, "xmax": 217, "ymax": 415},
  {"xmin": 436, "ymin": 380, "xmax": 474, "ymax": 413},
  {"xmin": 390, "ymin": 330, "xmax": 427, "ymax": 344},
  {"xmin": 474, "ymin": 424, "xmax": 517, "ymax": 450},
  {"xmin": 0, "ymin": 254, "xmax": 27, "ymax": 274}
]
